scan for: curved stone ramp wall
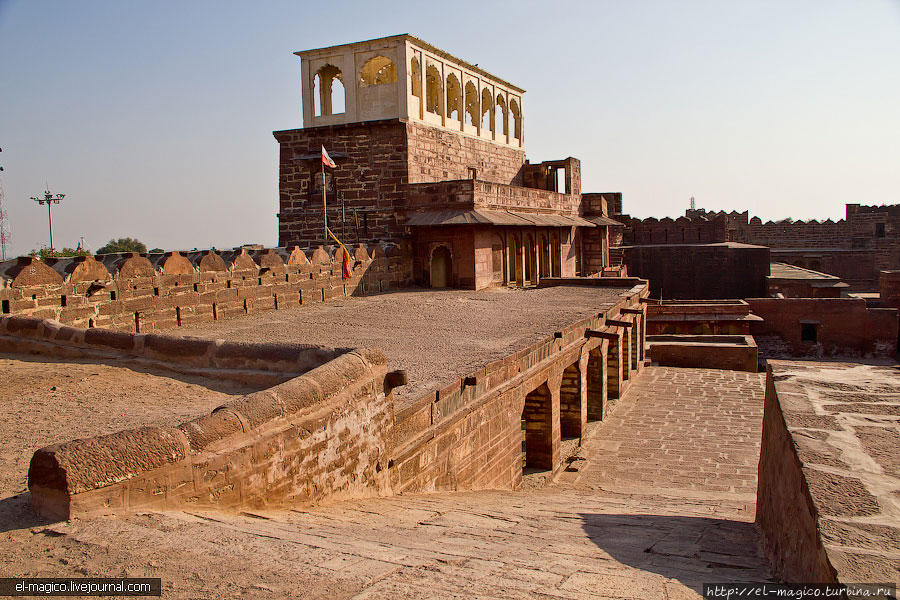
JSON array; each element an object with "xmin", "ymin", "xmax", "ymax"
[{"xmin": 28, "ymin": 347, "xmax": 392, "ymax": 520}]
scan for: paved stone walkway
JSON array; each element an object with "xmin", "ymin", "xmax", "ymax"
[{"xmin": 7, "ymin": 367, "xmax": 774, "ymax": 599}]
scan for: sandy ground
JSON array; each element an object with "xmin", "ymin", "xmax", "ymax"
[
  {"xmin": 175, "ymin": 286, "xmax": 624, "ymax": 406},
  {"xmin": 0, "ymin": 367, "xmax": 774, "ymax": 599}
]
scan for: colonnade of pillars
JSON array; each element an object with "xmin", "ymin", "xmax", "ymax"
[{"xmin": 506, "ymin": 230, "xmax": 562, "ymax": 287}]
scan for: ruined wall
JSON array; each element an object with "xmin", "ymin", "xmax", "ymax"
[
  {"xmin": 747, "ymin": 298, "xmax": 898, "ymax": 357},
  {"xmin": 29, "ymin": 348, "xmax": 392, "ymax": 519},
  {"xmin": 0, "ymin": 244, "xmax": 413, "ymax": 334},
  {"xmin": 756, "ymin": 367, "xmax": 838, "ymax": 583},
  {"xmin": 623, "ymin": 243, "xmax": 770, "ymax": 300}
]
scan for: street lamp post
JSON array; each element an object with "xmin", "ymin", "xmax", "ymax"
[{"xmin": 31, "ymin": 189, "xmax": 65, "ymax": 250}]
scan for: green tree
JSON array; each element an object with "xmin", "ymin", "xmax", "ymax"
[
  {"xmin": 28, "ymin": 247, "xmax": 91, "ymax": 259},
  {"xmin": 96, "ymin": 237, "xmax": 148, "ymax": 255}
]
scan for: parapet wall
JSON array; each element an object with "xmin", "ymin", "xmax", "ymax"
[
  {"xmin": 0, "ymin": 315, "xmax": 346, "ymax": 386},
  {"xmin": 755, "ymin": 367, "xmax": 837, "ymax": 583},
  {"xmin": 0, "ymin": 243, "xmax": 413, "ymax": 334},
  {"xmin": 29, "ymin": 346, "xmax": 392, "ymax": 519}
]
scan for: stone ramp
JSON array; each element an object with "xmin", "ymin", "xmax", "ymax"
[{"xmin": 7, "ymin": 366, "xmax": 773, "ymax": 599}]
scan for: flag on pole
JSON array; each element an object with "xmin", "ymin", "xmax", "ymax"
[
  {"xmin": 321, "ymin": 145, "xmax": 336, "ymax": 168},
  {"xmin": 341, "ymin": 247, "xmax": 351, "ymax": 280}
]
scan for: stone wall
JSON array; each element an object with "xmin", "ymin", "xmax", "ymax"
[
  {"xmin": 0, "ymin": 245, "xmax": 413, "ymax": 334},
  {"xmin": 617, "ymin": 204, "xmax": 900, "ymax": 291},
  {"xmin": 646, "ymin": 334, "xmax": 758, "ymax": 372},
  {"xmin": 623, "ymin": 243, "xmax": 770, "ymax": 300},
  {"xmin": 756, "ymin": 367, "xmax": 838, "ymax": 583},
  {"xmin": 747, "ymin": 298, "xmax": 898, "ymax": 357},
  {"xmin": 29, "ymin": 347, "xmax": 392, "ymax": 519}
]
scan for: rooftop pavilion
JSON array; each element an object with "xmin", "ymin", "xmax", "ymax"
[{"xmin": 297, "ymin": 34, "xmax": 525, "ymax": 148}]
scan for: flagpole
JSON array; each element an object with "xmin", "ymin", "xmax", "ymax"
[{"xmin": 322, "ymin": 160, "xmax": 328, "ymax": 244}]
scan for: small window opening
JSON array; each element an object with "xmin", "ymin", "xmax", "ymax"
[
  {"xmin": 88, "ymin": 319, "xmax": 95, "ymax": 328},
  {"xmin": 110, "ymin": 290, "xmax": 117, "ymax": 301},
  {"xmin": 243, "ymin": 299, "xmax": 248, "ymax": 313},
  {"xmin": 1, "ymin": 300, "xmax": 9, "ymax": 314},
  {"xmin": 258, "ymin": 277, "xmax": 262, "ymax": 285},
  {"xmin": 60, "ymin": 295, "xmax": 67, "ymax": 307},
  {"xmin": 153, "ymin": 287, "xmax": 159, "ymax": 296},
  {"xmin": 212, "ymin": 303, "xmax": 218, "ymax": 320},
  {"xmin": 32, "ymin": 294, "xmax": 36, "ymax": 300},
  {"xmin": 273, "ymin": 294, "xmax": 278, "ymax": 310},
  {"xmin": 175, "ymin": 306, "xmax": 182, "ymax": 326},
  {"xmin": 227, "ymin": 280, "xmax": 232, "ymax": 288},
  {"xmin": 468, "ymin": 167, "xmax": 477, "ymax": 180},
  {"xmin": 876, "ymin": 222, "xmax": 885, "ymax": 238},
  {"xmin": 134, "ymin": 312, "xmax": 141, "ymax": 333},
  {"xmin": 801, "ymin": 322, "xmax": 818, "ymax": 343},
  {"xmin": 193, "ymin": 283, "xmax": 198, "ymax": 292}
]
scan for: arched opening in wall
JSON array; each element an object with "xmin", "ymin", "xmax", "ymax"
[
  {"xmin": 560, "ymin": 363, "xmax": 582, "ymax": 439},
  {"xmin": 555, "ymin": 168, "xmax": 567, "ymax": 194},
  {"xmin": 586, "ymin": 346, "xmax": 605, "ymax": 421},
  {"xmin": 521, "ymin": 382, "xmax": 552, "ymax": 471},
  {"xmin": 509, "ymin": 98, "xmax": 521, "ymax": 139},
  {"xmin": 507, "ymin": 234, "xmax": 520, "ymax": 286},
  {"xmin": 551, "ymin": 232, "xmax": 561, "ymax": 277},
  {"xmin": 481, "ymin": 88, "xmax": 493, "ymax": 131},
  {"xmin": 495, "ymin": 94, "xmax": 508, "ymax": 136},
  {"xmin": 430, "ymin": 246, "xmax": 452, "ymax": 288},
  {"xmin": 313, "ymin": 64, "xmax": 344, "ymax": 117},
  {"xmin": 410, "ymin": 56, "xmax": 422, "ymax": 100},
  {"xmin": 539, "ymin": 233, "xmax": 550, "ymax": 278},
  {"xmin": 525, "ymin": 234, "xmax": 537, "ymax": 285},
  {"xmin": 464, "ymin": 81, "xmax": 478, "ymax": 126},
  {"xmin": 425, "ymin": 65, "xmax": 442, "ymax": 115},
  {"xmin": 445, "ymin": 73, "xmax": 461, "ymax": 121},
  {"xmin": 359, "ymin": 56, "xmax": 397, "ymax": 86},
  {"xmin": 607, "ymin": 334, "xmax": 621, "ymax": 408}
]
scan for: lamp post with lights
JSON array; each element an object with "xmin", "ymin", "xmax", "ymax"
[{"xmin": 31, "ymin": 189, "xmax": 65, "ymax": 250}]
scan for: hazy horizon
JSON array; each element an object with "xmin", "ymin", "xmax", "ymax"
[{"xmin": 1, "ymin": 0, "xmax": 898, "ymax": 257}]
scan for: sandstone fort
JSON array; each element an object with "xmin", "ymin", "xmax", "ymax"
[{"xmin": 0, "ymin": 35, "xmax": 897, "ymax": 599}]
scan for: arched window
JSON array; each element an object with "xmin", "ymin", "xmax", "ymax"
[
  {"xmin": 464, "ymin": 81, "xmax": 478, "ymax": 126},
  {"xmin": 359, "ymin": 55, "xmax": 397, "ymax": 86},
  {"xmin": 509, "ymin": 98, "xmax": 521, "ymax": 139},
  {"xmin": 481, "ymin": 88, "xmax": 493, "ymax": 131},
  {"xmin": 495, "ymin": 94, "xmax": 508, "ymax": 136},
  {"xmin": 410, "ymin": 56, "xmax": 422, "ymax": 100},
  {"xmin": 313, "ymin": 64, "xmax": 344, "ymax": 116},
  {"xmin": 425, "ymin": 65, "xmax": 442, "ymax": 115},
  {"xmin": 445, "ymin": 73, "xmax": 461, "ymax": 121}
]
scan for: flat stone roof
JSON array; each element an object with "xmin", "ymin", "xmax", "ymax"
[
  {"xmin": 176, "ymin": 287, "xmax": 628, "ymax": 406},
  {"xmin": 769, "ymin": 262, "xmax": 846, "ymax": 285},
  {"xmin": 768, "ymin": 359, "xmax": 900, "ymax": 584}
]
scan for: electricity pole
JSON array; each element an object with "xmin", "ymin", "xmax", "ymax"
[
  {"xmin": 0, "ymin": 148, "xmax": 8, "ymax": 260},
  {"xmin": 31, "ymin": 188, "xmax": 65, "ymax": 250}
]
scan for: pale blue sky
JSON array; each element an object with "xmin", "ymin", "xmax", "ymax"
[{"xmin": 1, "ymin": 0, "xmax": 898, "ymax": 256}]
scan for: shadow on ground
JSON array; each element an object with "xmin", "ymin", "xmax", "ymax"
[
  {"xmin": 581, "ymin": 513, "xmax": 774, "ymax": 590},
  {"xmin": 0, "ymin": 493, "xmax": 56, "ymax": 534}
]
